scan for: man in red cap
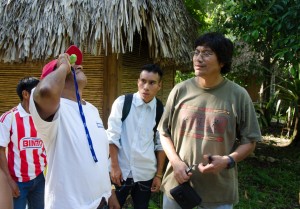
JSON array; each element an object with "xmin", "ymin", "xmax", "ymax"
[{"xmin": 29, "ymin": 46, "xmax": 120, "ymax": 209}]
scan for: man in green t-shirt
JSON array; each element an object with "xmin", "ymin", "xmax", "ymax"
[{"xmin": 158, "ymin": 32, "xmax": 261, "ymax": 209}]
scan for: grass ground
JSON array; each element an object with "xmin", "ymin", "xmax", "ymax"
[
  {"xmin": 125, "ymin": 124, "xmax": 300, "ymax": 209},
  {"xmin": 236, "ymin": 139, "xmax": 300, "ymax": 209}
]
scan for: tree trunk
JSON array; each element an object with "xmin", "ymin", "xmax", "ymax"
[
  {"xmin": 291, "ymin": 105, "xmax": 300, "ymax": 147},
  {"xmin": 261, "ymin": 28, "xmax": 273, "ymax": 125},
  {"xmin": 262, "ymin": 58, "xmax": 272, "ymax": 125}
]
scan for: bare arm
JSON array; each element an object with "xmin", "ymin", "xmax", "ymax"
[
  {"xmin": 160, "ymin": 134, "xmax": 191, "ymax": 184},
  {"xmin": 155, "ymin": 151, "xmax": 166, "ymax": 177},
  {"xmin": 0, "ymin": 147, "xmax": 19, "ymax": 197},
  {"xmin": 0, "ymin": 167, "xmax": 13, "ymax": 209},
  {"xmin": 151, "ymin": 150, "xmax": 166, "ymax": 192},
  {"xmin": 33, "ymin": 54, "xmax": 71, "ymax": 120},
  {"xmin": 230, "ymin": 141, "xmax": 256, "ymax": 162},
  {"xmin": 109, "ymin": 144, "xmax": 122, "ymax": 186}
]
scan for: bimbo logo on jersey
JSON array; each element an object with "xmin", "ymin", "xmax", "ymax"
[{"xmin": 20, "ymin": 137, "xmax": 43, "ymax": 150}]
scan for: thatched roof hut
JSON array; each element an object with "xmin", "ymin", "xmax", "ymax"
[
  {"xmin": 0, "ymin": 0, "xmax": 197, "ymax": 126},
  {"xmin": 0, "ymin": 0, "xmax": 196, "ymax": 63}
]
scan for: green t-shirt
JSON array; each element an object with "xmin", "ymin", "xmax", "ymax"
[{"xmin": 158, "ymin": 78, "xmax": 261, "ymax": 205}]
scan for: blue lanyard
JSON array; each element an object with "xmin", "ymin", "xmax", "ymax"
[{"xmin": 71, "ymin": 68, "xmax": 98, "ymax": 163}]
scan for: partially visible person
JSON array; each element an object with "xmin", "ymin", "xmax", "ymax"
[
  {"xmin": 0, "ymin": 76, "xmax": 46, "ymax": 209},
  {"xmin": 29, "ymin": 45, "xmax": 119, "ymax": 209},
  {"xmin": 107, "ymin": 64, "xmax": 166, "ymax": 209},
  {"xmin": 0, "ymin": 167, "xmax": 13, "ymax": 209},
  {"xmin": 158, "ymin": 32, "xmax": 262, "ymax": 209}
]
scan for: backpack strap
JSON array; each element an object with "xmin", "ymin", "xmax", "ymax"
[
  {"xmin": 153, "ymin": 98, "xmax": 164, "ymax": 140},
  {"xmin": 121, "ymin": 94, "xmax": 133, "ymax": 122}
]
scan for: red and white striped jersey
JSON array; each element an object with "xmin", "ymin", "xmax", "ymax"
[{"xmin": 0, "ymin": 104, "xmax": 47, "ymax": 182}]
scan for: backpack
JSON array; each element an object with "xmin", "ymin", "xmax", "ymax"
[{"xmin": 121, "ymin": 94, "xmax": 164, "ymax": 140}]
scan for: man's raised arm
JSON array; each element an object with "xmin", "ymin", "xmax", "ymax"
[{"xmin": 33, "ymin": 54, "xmax": 71, "ymax": 120}]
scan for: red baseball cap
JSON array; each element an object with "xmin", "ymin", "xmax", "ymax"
[{"xmin": 40, "ymin": 45, "xmax": 83, "ymax": 79}]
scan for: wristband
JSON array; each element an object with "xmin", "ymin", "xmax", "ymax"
[
  {"xmin": 155, "ymin": 173, "xmax": 163, "ymax": 179},
  {"xmin": 227, "ymin": 155, "xmax": 236, "ymax": 169}
]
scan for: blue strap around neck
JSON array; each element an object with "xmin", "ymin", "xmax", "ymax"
[{"xmin": 71, "ymin": 68, "xmax": 98, "ymax": 163}]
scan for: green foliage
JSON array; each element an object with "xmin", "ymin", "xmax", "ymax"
[
  {"xmin": 269, "ymin": 63, "xmax": 300, "ymax": 138},
  {"xmin": 184, "ymin": 0, "xmax": 227, "ymax": 33},
  {"xmin": 184, "ymin": 0, "xmax": 208, "ymax": 32},
  {"xmin": 253, "ymin": 102, "xmax": 269, "ymax": 129},
  {"xmin": 175, "ymin": 70, "xmax": 194, "ymax": 84},
  {"xmin": 148, "ymin": 194, "xmax": 162, "ymax": 209},
  {"xmin": 230, "ymin": 0, "xmax": 298, "ymax": 66}
]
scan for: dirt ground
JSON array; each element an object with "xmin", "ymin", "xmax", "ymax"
[
  {"xmin": 255, "ymin": 122, "xmax": 300, "ymax": 163},
  {"xmin": 262, "ymin": 135, "xmax": 291, "ymax": 147}
]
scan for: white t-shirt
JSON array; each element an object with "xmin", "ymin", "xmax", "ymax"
[{"xmin": 29, "ymin": 92, "xmax": 111, "ymax": 209}]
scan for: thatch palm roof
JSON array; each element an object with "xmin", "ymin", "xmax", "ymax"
[{"xmin": 0, "ymin": 0, "xmax": 197, "ymax": 64}]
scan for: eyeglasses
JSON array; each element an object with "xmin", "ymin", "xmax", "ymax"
[{"xmin": 191, "ymin": 50, "xmax": 214, "ymax": 59}]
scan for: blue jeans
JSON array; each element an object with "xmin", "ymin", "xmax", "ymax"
[
  {"xmin": 115, "ymin": 178, "xmax": 153, "ymax": 209},
  {"xmin": 13, "ymin": 172, "xmax": 45, "ymax": 209}
]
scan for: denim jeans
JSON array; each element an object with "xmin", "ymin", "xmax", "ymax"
[
  {"xmin": 115, "ymin": 178, "xmax": 153, "ymax": 209},
  {"xmin": 13, "ymin": 172, "xmax": 45, "ymax": 209}
]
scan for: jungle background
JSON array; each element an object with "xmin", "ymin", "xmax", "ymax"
[{"xmin": 126, "ymin": 0, "xmax": 300, "ymax": 208}]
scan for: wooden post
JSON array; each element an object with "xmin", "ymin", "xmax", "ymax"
[{"xmin": 103, "ymin": 47, "xmax": 122, "ymax": 129}]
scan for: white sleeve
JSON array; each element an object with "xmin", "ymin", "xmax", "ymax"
[
  {"xmin": 154, "ymin": 130, "xmax": 163, "ymax": 151},
  {"xmin": 106, "ymin": 95, "xmax": 125, "ymax": 149},
  {"xmin": 0, "ymin": 112, "xmax": 13, "ymax": 147}
]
